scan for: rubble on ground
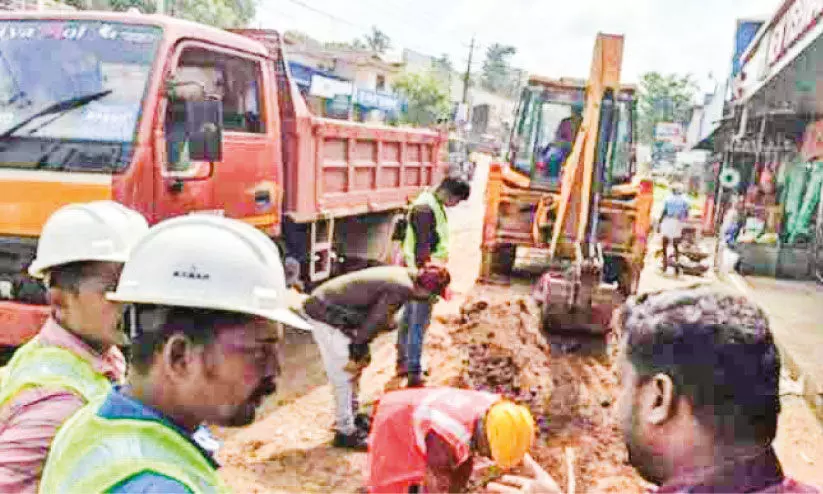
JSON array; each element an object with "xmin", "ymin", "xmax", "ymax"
[{"xmin": 430, "ymin": 293, "xmax": 647, "ymax": 493}]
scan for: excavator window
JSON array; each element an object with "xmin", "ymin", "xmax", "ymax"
[
  {"xmin": 510, "ymin": 86, "xmax": 583, "ymax": 187},
  {"xmin": 607, "ymin": 98, "xmax": 635, "ymax": 185}
]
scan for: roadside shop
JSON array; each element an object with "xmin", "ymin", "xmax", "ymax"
[{"xmin": 716, "ymin": 0, "xmax": 823, "ymax": 282}]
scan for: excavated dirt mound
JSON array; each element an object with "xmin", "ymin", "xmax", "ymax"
[{"xmin": 429, "ymin": 293, "xmax": 647, "ymax": 493}]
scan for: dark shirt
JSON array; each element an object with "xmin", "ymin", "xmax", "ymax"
[
  {"xmin": 656, "ymin": 447, "xmax": 819, "ymax": 494},
  {"xmin": 409, "ymin": 203, "xmax": 438, "ymax": 268},
  {"xmin": 303, "ymin": 266, "xmax": 416, "ymax": 344}
]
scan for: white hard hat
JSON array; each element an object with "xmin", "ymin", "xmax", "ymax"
[
  {"xmin": 107, "ymin": 215, "xmax": 311, "ymax": 331},
  {"xmin": 28, "ymin": 201, "xmax": 149, "ymax": 279}
]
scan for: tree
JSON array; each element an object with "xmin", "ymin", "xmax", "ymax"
[
  {"xmin": 324, "ymin": 39, "xmax": 368, "ymax": 51},
  {"xmin": 104, "ymin": 0, "xmax": 155, "ymax": 12},
  {"xmin": 393, "ymin": 72, "xmax": 449, "ymax": 127},
  {"xmin": 82, "ymin": 0, "xmax": 257, "ymax": 28},
  {"xmin": 432, "ymin": 54, "xmax": 454, "ymax": 74},
  {"xmin": 637, "ymin": 72, "xmax": 698, "ymax": 145},
  {"xmin": 481, "ymin": 43, "xmax": 516, "ymax": 94},
  {"xmin": 166, "ymin": 0, "xmax": 256, "ymax": 28},
  {"xmin": 363, "ymin": 26, "xmax": 391, "ymax": 54}
]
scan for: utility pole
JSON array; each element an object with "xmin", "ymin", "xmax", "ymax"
[{"xmin": 462, "ymin": 36, "xmax": 475, "ymax": 105}]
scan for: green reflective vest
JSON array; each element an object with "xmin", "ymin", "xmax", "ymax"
[
  {"xmin": 39, "ymin": 397, "xmax": 228, "ymax": 494},
  {"xmin": 0, "ymin": 337, "xmax": 112, "ymax": 410},
  {"xmin": 402, "ymin": 190, "xmax": 450, "ymax": 267}
]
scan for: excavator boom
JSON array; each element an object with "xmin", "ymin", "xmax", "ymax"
[{"xmin": 550, "ymin": 34, "xmax": 625, "ymax": 259}]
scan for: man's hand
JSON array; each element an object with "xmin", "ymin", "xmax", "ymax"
[
  {"xmin": 344, "ymin": 343, "xmax": 371, "ymax": 375},
  {"xmin": 425, "ymin": 258, "xmax": 449, "ymax": 270},
  {"xmin": 349, "ymin": 342, "xmax": 371, "ymax": 362},
  {"xmin": 486, "ymin": 454, "xmax": 563, "ymax": 494}
]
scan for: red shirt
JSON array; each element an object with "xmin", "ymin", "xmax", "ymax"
[
  {"xmin": 0, "ymin": 319, "xmax": 125, "ymax": 493},
  {"xmin": 367, "ymin": 388, "xmax": 499, "ymax": 493}
]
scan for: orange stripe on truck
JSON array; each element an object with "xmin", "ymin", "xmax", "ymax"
[{"xmin": 0, "ymin": 169, "xmax": 112, "ymax": 237}]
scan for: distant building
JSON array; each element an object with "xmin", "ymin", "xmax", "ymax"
[{"xmin": 283, "ymin": 31, "xmax": 405, "ymax": 122}]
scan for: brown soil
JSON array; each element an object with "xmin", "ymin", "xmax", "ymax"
[{"xmin": 425, "ymin": 288, "xmax": 647, "ymax": 493}]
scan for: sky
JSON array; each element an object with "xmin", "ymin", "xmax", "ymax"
[{"xmin": 255, "ymin": 0, "xmax": 782, "ymax": 89}]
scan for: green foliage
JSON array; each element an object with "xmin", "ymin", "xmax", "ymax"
[
  {"xmin": 393, "ymin": 72, "xmax": 449, "ymax": 127},
  {"xmin": 323, "ymin": 27, "xmax": 388, "ymax": 54},
  {"xmin": 481, "ymin": 43, "xmax": 517, "ymax": 94},
  {"xmin": 85, "ymin": 0, "xmax": 256, "ymax": 27},
  {"xmin": 637, "ymin": 71, "xmax": 698, "ymax": 145},
  {"xmin": 432, "ymin": 53, "xmax": 453, "ymax": 74},
  {"xmin": 324, "ymin": 39, "xmax": 368, "ymax": 51},
  {"xmin": 106, "ymin": 0, "xmax": 156, "ymax": 12},
  {"xmin": 363, "ymin": 26, "xmax": 391, "ymax": 54},
  {"xmin": 166, "ymin": 0, "xmax": 256, "ymax": 28}
]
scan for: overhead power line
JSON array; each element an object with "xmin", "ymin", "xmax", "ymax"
[{"xmin": 280, "ymin": 0, "xmax": 481, "ymax": 65}]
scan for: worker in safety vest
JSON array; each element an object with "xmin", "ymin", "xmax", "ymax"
[
  {"xmin": 367, "ymin": 387, "xmax": 535, "ymax": 493},
  {"xmin": 399, "ymin": 178, "xmax": 471, "ymax": 387},
  {"xmin": 39, "ymin": 215, "xmax": 311, "ymax": 494},
  {"xmin": 0, "ymin": 201, "xmax": 148, "ymax": 493},
  {"xmin": 299, "ymin": 265, "xmax": 451, "ymax": 450}
]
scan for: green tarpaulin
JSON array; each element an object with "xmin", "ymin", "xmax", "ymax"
[{"xmin": 785, "ymin": 162, "xmax": 823, "ymax": 244}]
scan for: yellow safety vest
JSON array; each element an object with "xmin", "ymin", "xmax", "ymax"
[
  {"xmin": 39, "ymin": 396, "xmax": 228, "ymax": 494},
  {"xmin": 402, "ymin": 190, "xmax": 450, "ymax": 267},
  {"xmin": 0, "ymin": 337, "xmax": 112, "ymax": 409}
]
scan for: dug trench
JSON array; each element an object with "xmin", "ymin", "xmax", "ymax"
[
  {"xmin": 426, "ymin": 285, "xmax": 647, "ymax": 493},
  {"xmin": 216, "ymin": 282, "xmax": 648, "ymax": 493}
]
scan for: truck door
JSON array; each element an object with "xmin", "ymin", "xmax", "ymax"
[{"xmin": 154, "ymin": 42, "xmax": 276, "ymax": 224}]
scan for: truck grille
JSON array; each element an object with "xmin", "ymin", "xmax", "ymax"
[{"xmin": 0, "ymin": 236, "xmax": 47, "ymax": 305}]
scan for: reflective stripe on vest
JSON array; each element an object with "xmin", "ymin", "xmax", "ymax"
[
  {"xmin": 402, "ymin": 190, "xmax": 450, "ymax": 267},
  {"xmin": 0, "ymin": 337, "xmax": 111, "ymax": 409},
  {"xmin": 39, "ymin": 397, "xmax": 227, "ymax": 494},
  {"xmin": 367, "ymin": 388, "xmax": 500, "ymax": 493}
]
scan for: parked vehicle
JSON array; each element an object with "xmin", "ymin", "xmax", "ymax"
[
  {"xmin": 446, "ymin": 133, "xmax": 474, "ymax": 181},
  {"xmin": 0, "ymin": 12, "xmax": 446, "ymax": 348}
]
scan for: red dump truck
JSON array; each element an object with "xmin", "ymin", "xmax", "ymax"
[{"xmin": 0, "ymin": 11, "xmax": 445, "ymax": 349}]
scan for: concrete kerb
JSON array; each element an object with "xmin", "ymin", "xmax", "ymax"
[{"xmin": 717, "ymin": 270, "xmax": 823, "ymax": 424}]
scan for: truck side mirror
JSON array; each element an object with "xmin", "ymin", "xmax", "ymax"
[{"xmin": 167, "ymin": 100, "xmax": 224, "ymax": 167}]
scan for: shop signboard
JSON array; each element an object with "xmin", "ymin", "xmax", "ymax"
[
  {"xmin": 732, "ymin": 19, "xmax": 765, "ymax": 77},
  {"xmin": 354, "ymin": 88, "xmax": 401, "ymax": 113},
  {"xmin": 309, "ymin": 74, "xmax": 353, "ymax": 99},
  {"xmin": 766, "ymin": 0, "xmax": 823, "ymax": 68},
  {"xmin": 655, "ymin": 122, "xmax": 685, "ymax": 146}
]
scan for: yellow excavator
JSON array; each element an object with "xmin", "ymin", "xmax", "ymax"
[{"xmin": 480, "ymin": 33, "xmax": 654, "ymax": 337}]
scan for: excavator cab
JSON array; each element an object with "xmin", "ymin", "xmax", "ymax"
[
  {"xmin": 508, "ymin": 78, "xmax": 636, "ymax": 190},
  {"xmin": 481, "ymin": 34, "xmax": 654, "ymax": 341}
]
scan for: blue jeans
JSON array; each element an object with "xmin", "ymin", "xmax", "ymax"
[{"xmin": 397, "ymin": 299, "xmax": 432, "ymax": 376}]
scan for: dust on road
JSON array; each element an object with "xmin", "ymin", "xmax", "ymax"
[{"xmin": 215, "ymin": 158, "xmax": 823, "ymax": 492}]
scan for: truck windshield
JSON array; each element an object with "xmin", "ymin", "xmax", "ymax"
[{"xmin": 0, "ymin": 20, "xmax": 161, "ymax": 172}]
